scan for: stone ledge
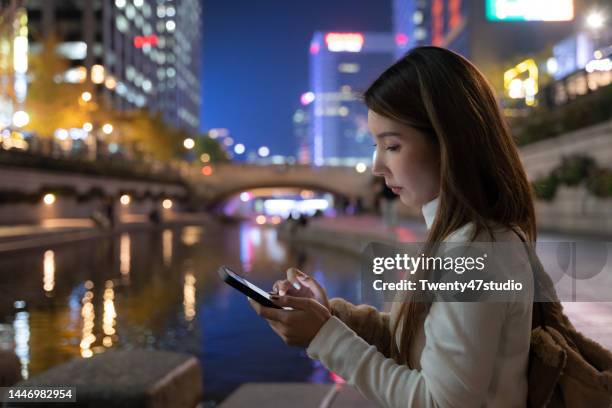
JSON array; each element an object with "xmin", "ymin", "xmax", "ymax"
[
  {"xmin": 12, "ymin": 350, "xmax": 202, "ymax": 408},
  {"xmin": 219, "ymin": 382, "xmax": 378, "ymax": 407},
  {"xmin": 0, "ymin": 350, "xmax": 21, "ymax": 387}
]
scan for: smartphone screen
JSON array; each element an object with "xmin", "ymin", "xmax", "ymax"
[
  {"xmin": 220, "ymin": 266, "xmax": 293, "ymax": 310},
  {"xmin": 225, "ymin": 268, "xmax": 273, "ymax": 300}
]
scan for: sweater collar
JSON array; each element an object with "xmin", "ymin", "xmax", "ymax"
[{"xmin": 421, "ymin": 196, "xmax": 439, "ymax": 230}]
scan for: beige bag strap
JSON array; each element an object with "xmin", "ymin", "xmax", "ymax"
[{"xmin": 510, "ymin": 226, "xmax": 548, "ymax": 329}]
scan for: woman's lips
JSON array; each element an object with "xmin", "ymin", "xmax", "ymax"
[{"xmin": 390, "ymin": 186, "xmax": 402, "ymax": 194}]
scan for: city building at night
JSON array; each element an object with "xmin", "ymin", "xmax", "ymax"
[
  {"xmin": 293, "ymin": 104, "xmax": 310, "ymax": 165},
  {"xmin": 392, "ymin": 0, "xmax": 578, "ymax": 93},
  {"xmin": 543, "ymin": 25, "xmax": 612, "ymax": 107},
  {"xmin": 392, "ymin": 0, "xmax": 431, "ymax": 58},
  {"xmin": 22, "ymin": 0, "xmax": 201, "ymax": 134},
  {"xmin": 308, "ymin": 31, "xmax": 395, "ymax": 166}
]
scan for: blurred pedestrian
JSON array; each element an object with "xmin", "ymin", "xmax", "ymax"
[{"xmin": 104, "ymin": 196, "xmax": 115, "ymax": 228}]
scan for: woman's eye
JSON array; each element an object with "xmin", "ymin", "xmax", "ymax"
[{"xmin": 385, "ymin": 145, "xmax": 400, "ymax": 152}]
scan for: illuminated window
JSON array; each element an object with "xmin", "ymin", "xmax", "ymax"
[
  {"xmin": 126, "ymin": 5, "xmax": 136, "ymax": 19},
  {"xmin": 338, "ymin": 63, "xmax": 360, "ymax": 73},
  {"xmin": 325, "ymin": 32, "xmax": 364, "ymax": 52},
  {"xmin": 413, "ymin": 11, "xmax": 423, "ymax": 24},
  {"xmin": 116, "ymin": 16, "xmax": 128, "ymax": 33},
  {"xmin": 56, "ymin": 41, "xmax": 87, "ymax": 60}
]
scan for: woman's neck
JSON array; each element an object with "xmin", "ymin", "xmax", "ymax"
[{"xmin": 421, "ymin": 196, "xmax": 439, "ymax": 230}]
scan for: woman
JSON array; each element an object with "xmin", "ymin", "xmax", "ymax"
[{"xmin": 249, "ymin": 46, "xmax": 536, "ymax": 407}]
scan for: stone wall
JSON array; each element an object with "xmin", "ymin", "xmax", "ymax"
[{"xmin": 520, "ymin": 119, "xmax": 612, "ymax": 236}]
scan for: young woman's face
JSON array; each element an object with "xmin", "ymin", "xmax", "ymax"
[{"xmin": 368, "ymin": 110, "xmax": 441, "ymax": 208}]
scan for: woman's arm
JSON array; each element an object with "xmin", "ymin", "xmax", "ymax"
[
  {"xmin": 307, "ymin": 301, "xmax": 509, "ymax": 408},
  {"xmin": 328, "ymin": 297, "xmax": 393, "ymax": 358}
]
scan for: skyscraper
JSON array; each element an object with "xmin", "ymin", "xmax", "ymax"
[
  {"xmin": 24, "ymin": 0, "xmax": 201, "ymax": 134},
  {"xmin": 308, "ymin": 31, "xmax": 395, "ymax": 166}
]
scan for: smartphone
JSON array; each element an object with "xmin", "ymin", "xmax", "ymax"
[{"xmin": 218, "ymin": 265, "xmax": 292, "ymax": 310}]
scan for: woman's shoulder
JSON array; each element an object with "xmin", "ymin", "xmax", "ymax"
[{"xmin": 444, "ymin": 221, "xmax": 525, "ymax": 243}]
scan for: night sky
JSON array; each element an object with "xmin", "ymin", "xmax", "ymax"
[{"xmin": 200, "ymin": 0, "xmax": 392, "ymax": 158}]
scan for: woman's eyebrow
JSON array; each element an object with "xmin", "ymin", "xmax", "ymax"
[{"xmin": 375, "ymin": 131, "xmax": 401, "ymax": 138}]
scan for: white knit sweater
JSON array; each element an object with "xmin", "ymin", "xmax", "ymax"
[{"xmin": 306, "ymin": 197, "xmax": 533, "ymax": 407}]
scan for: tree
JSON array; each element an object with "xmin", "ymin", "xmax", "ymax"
[
  {"xmin": 196, "ymin": 133, "xmax": 230, "ymax": 162},
  {"xmin": 24, "ymin": 36, "xmax": 90, "ymax": 137},
  {"xmin": 116, "ymin": 109, "xmax": 183, "ymax": 161}
]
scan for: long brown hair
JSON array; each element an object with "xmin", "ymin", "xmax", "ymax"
[{"xmin": 364, "ymin": 46, "xmax": 536, "ymax": 365}]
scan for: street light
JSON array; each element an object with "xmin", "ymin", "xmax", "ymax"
[
  {"xmin": 201, "ymin": 165, "xmax": 213, "ymax": 176},
  {"xmin": 234, "ymin": 143, "xmax": 245, "ymax": 154},
  {"xmin": 258, "ymin": 146, "xmax": 270, "ymax": 157},
  {"xmin": 12, "ymin": 110, "xmax": 29, "ymax": 128},
  {"xmin": 91, "ymin": 64, "xmax": 105, "ymax": 84},
  {"xmin": 83, "ymin": 122, "xmax": 93, "ymax": 132},
  {"xmin": 183, "ymin": 138, "xmax": 195, "ymax": 149},
  {"xmin": 586, "ymin": 11, "xmax": 605, "ymax": 29},
  {"xmin": 43, "ymin": 193, "xmax": 56, "ymax": 205},
  {"xmin": 102, "ymin": 123, "xmax": 113, "ymax": 135},
  {"xmin": 81, "ymin": 91, "xmax": 92, "ymax": 102}
]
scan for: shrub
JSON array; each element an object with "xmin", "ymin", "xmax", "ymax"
[
  {"xmin": 586, "ymin": 168, "xmax": 612, "ymax": 198},
  {"xmin": 533, "ymin": 174, "xmax": 559, "ymax": 201}
]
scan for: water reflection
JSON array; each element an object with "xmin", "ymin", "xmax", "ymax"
[
  {"xmin": 163, "ymin": 229, "xmax": 173, "ymax": 267},
  {"xmin": 80, "ymin": 285, "xmax": 95, "ymax": 358},
  {"xmin": 0, "ymin": 221, "xmax": 362, "ymax": 403},
  {"xmin": 240, "ymin": 224, "xmax": 256, "ymax": 272},
  {"xmin": 181, "ymin": 226, "xmax": 203, "ymax": 246},
  {"xmin": 43, "ymin": 250, "xmax": 55, "ymax": 295},
  {"xmin": 14, "ymin": 310, "xmax": 30, "ymax": 379},
  {"xmin": 120, "ymin": 233, "xmax": 131, "ymax": 277},
  {"xmin": 183, "ymin": 273, "xmax": 196, "ymax": 322},
  {"xmin": 102, "ymin": 280, "xmax": 117, "ymax": 347}
]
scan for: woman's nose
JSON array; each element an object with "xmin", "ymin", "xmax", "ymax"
[{"xmin": 371, "ymin": 150, "xmax": 387, "ymax": 177}]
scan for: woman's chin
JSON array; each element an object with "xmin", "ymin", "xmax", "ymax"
[
  {"xmin": 399, "ymin": 193, "xmax": 424, "ymax": 209},
  {"xmin": 398, "ymin": 194, "xmax": 415, "ymax": 208}
]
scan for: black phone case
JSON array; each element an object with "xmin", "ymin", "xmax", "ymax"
[{"xmin": 218, "ymin": 266, "xmax": 282, "ymax": 309}]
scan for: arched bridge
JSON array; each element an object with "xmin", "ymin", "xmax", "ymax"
[{"xmin": 186, "ymin": 163, "xmax": 374, "ymax": 204}]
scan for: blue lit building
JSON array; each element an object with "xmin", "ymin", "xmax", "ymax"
[
  {"xmin": 393, "ymin": 0, "xmax": 431, "ymax": 59},
  {"xmin": 308, "ymin": 31, "xmax": 395, "ymax": 166}
]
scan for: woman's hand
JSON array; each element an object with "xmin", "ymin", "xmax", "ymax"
[
  {"xmin": 272, "ymin": 268, "xmax": 330, "ymax": 311},
  {"xmin": 248, "ymin": 295, "xmax": 331, "ymax": 348}
]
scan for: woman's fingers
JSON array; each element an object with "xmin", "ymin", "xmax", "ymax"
[
  {"xmin": 286, "ymin": 268, "xmax": 330, "ymax": 309},
  {"xmin": 286, "ymin": 267, "xmax": 304, "ymax": 290},
  {"xmin": 273, "ymin": 279, "xmax": 298, "ymax": 296},
  {"xmin": 247, "ymin": 297, "xmax": 286, "ymax": 322},
  {"xmin": 270, "ymin": 294, "xmax": 314, "ymax": 311}
]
